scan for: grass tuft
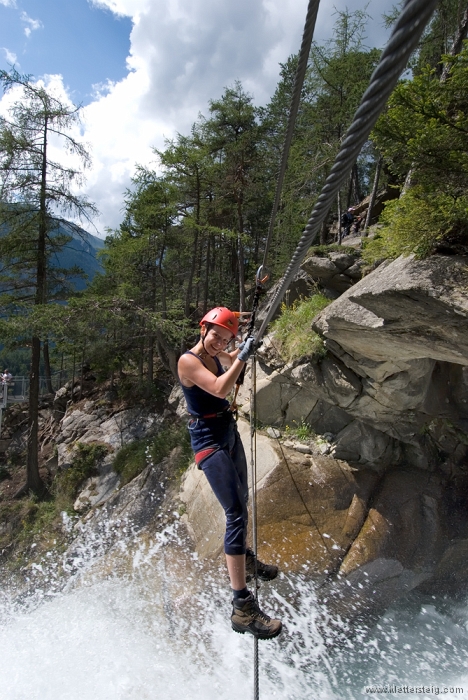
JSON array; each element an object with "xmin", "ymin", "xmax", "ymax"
[{"xmin": 271, "ymin": 295, "xmax": 330, "ymax": 363}]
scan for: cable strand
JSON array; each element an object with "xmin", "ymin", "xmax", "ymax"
[{"xmin": 262, "ymin": 0, "xmax": 321, "ymax": 271}]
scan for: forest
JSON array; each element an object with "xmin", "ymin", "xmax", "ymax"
[{"xmin": 0, "ymin": 1, "xmax": 468, "ymax": 496}]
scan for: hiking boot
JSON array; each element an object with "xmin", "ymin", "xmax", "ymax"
[
  {"xmin": 231, "ymin": 593, "xmax": 282, "ymax": 640},
  {"xmin": 246, "ymin": 548, "xmax": 279, "ymax": 582}
]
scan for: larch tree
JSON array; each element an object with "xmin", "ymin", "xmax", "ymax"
[{"xmin": 0, "ymin": 68, "xmax": 97, "ymax": 497}]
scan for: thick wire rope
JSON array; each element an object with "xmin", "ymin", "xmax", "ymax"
[
  {"xmin": 260, "ymin": 0, "xmax": 321, "ymax": 276},
  {"xmin": 256, "ymin": 0, "xmax": 439, "ymax": 343},
  {"xmin": 249, "ymin": 355, "xmax": 259, "ymax": 700}
]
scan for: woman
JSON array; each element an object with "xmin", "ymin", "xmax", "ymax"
[{"xmin": 178, "ymin": 307, "xmax": 282, "ymax": 640}]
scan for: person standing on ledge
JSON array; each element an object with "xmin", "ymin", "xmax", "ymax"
[{"xmin": 177, "ymin": 307, "xmax": 282, "ymax": 640}]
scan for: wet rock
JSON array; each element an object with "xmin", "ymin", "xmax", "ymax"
[
  {"xmin": 168, "ymin": 384, "xmax": 190, "ymax": 420},
  {"xmin": 179, "ymin": 422, "xmax": 457, "ymax": 624},
  {"xmin": 331, "ymin": 420, "xmax": 401, "ymax": 471},
  {"xmin": 56, "ymin": 402, "xmax": 163, "ymax": 469},
  {"xmin": 74, "ymin": 458, "xmax": 120, "ymax": 512}
]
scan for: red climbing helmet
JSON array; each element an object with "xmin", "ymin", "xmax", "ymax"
[{"xmin": 200, "ymin": 307, "xmax": 239, "ymax": 337}]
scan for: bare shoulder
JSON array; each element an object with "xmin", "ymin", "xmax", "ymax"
[{"xmin": 178, "ymin": 351, "xmax": 205, "ymax": 387}]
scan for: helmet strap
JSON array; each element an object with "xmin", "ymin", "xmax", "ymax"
[{"xmin": 200, "ymin": 324, "xmax": 220, "ymax": 356}]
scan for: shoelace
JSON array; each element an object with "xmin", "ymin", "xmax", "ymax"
[{"xmin": 251, "ymin": 603, "xmax": 271, "ymax": 623}]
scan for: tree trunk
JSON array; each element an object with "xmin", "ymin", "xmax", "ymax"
[
  {"xmin": 158, "ymin": 242, "xmax": 167, "ymax": 319},
  {"xmin": 72, "ymin": 347, "xmax": 76, "ymax": 399},
  {"xmin": 237, "ymin": 200, "xmax": 246, "ymax": 312},
  {"xmin": 23, "ymin": 116, "xmax": 49, "ymax": 497},
  {"xmin": 147, "ymin": 335, "xmax": 154, "ymax": 385},
  {"xmin": 79, "ymin": 346, "xmax": 85, "ymax": 401},
  {"xmin": 59, "ymin": 352, "xmax": 64, "ymax": 389},
  {"xmin": 185, "ymin": 166, "xmax": 201, "ymax": 317},
  {"xmin": 203, "ymin": 236, "xmax": 211, "ymax": 314},
  {"xmin": 21, "ymin": 335, "xmax": 45, "ymax": 497},
  {"xmin": 337, "ymin": 191, "xmax": 343, "ymax": 244},
  {"xmin": 320, "ymin": 220, "xmax": 327, "ymax": 245},
  {"xmin": 185, "ymin": 228, "xmax": 199, "ymax": 317},
  {"xmin": 346, "ymin": 171, "xmax": 353, "ymax": 210},
  {"xmin": 138, "ymin": 335, "xmax": 144, "ymax": 381},
  {"xmin": 363, "ymin": 156, "xmax": 382, "ymax": 235},
  {"xmin": 155, "ymin": 329, "xmax": 178, "ymax": 380},
  {"xmin": 43, "ymin": 339, "xmax": 54, "ymax": 394}
]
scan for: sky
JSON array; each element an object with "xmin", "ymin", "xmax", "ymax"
[{"xmin": 0, "ymin": 0, "xmax": 391, "ymax": 237}]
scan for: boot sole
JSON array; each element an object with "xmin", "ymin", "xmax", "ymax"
[{"xmin": 231, "ymin": 622, "xmax": 283, "ymax": 640}]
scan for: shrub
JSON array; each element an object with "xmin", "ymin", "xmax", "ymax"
[
  {"xmin": 112, "ymin": 440, "xmax": 147, "ymax": 485},
  {"xmin": 284, "ymin": 418, "xmax": 315, "ymax": 441},
  {"xmin": 271, "ymin": 295, "xmax": 330, "ymax": 363},
  {"xmin": 308, "ymin": 244, "xmax": 360, "ymax": 256},
  {"xmin": 363, "ymin": 188, "xmax": 468, "ymax": 263},
  {"xmin": 113, "ymin": 424, "xmax": 192, "ymax": 486}
]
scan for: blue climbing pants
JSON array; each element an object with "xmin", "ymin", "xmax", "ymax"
[{"xmin": 188, "ymin": 416, "xmax": 248, "ymax": 556}]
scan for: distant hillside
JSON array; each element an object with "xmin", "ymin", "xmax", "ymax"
[
  {"xmin": 0, "ymin": 214, "xmax": 104, "ymax": 292},
  {"xmin": 50, "ymin": 220, "xmax": 104, "ymax": 291}
]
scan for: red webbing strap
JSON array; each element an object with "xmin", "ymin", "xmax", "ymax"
[{"xmin": 194, "ymin": 447, "xmax": 218, "ymax": 466}]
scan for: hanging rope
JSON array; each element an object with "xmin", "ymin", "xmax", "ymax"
[
  {"xmin": 256, "ymin": 0, "xmax": 439, "ymax": 344},
  {"xmin": 260, "ymin": 0, "xmax": 321, "ymax": 277},
  {"xmin": 249, "ymin": 355, "xmax": 260, "ymax": 700}
]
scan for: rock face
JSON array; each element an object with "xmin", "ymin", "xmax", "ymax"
[
  {"xmin": 248, "ymin": 254, "xmax": 468, "ymax": 474},
  {"xmin": 302, "ymin": 250, "xmax": 363, "ymax": 296},
  {"xmin": 312, "ymin": 254, "xmax": 468, "ymax": 473},
  {"xmin": 55, "ymin": 398, "xmax": 163, "ymax": 511},
  {"xmin": 255, "ymin": 250, "xmax": 364, "ymax": 330},
  {"xmin": 179, "ymin": 253, "xmax": 468, "ymax": 624}
]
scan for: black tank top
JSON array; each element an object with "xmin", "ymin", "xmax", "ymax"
[{"xmin": 179, "ymin": 352, "xmax": 230, "ymax": 417}]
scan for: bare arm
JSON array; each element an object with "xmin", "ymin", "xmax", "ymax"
[{"xmin": 178, "ymin": 353, "xmax": 246, "ymax": 399}]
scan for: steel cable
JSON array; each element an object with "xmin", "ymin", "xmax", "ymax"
[
  {"xmin": 261, "ymin": 0, "xmax": 320, "ymax": 274},
  {"xmin": 256, "ymin": 0, "xmax": 439, "ymax": 342},
  {"xmin": 250, "ymin": 357, "xmax": 260, "ymax": 700}
]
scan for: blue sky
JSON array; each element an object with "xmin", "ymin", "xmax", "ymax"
[
  {"xmin": 0, "ymin": 0, "xmax": 132, "ymax": 103},
  {"xmin": 0, "ymin": 0, "xmax": 390, "ymax": 236}
]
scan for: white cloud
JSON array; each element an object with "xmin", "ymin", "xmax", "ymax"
[
  {"xmin": 1, "ymin": 47, "xmax": 17, "ymax": 64},
  {"xmin": 78, "ymin": 0, "xmax": 315, "ymax": 235},
  {"xmin": 21, "ymin": 11, "xmax": 43, "ymax": 38},
  {"xmin": 3, "ymin": 0, "xmax": 392, "ymax": 236},
  {"xmin": 0, "ymin": 0, "xmax": 17, "ymax": 7}
]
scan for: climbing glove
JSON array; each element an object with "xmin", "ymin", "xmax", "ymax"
[{"xmin": 238, "ymin": 336, "xmax": 256, "ymax": 362}]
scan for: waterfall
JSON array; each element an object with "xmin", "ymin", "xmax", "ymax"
[{"xmin": 1, "ymin": 513, "xmax": 468, "ymax": 699}]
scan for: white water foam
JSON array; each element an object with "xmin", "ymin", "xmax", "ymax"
[{"xmin": 1, "ymin": 517, "xmax": 468, "ymax": 699}]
